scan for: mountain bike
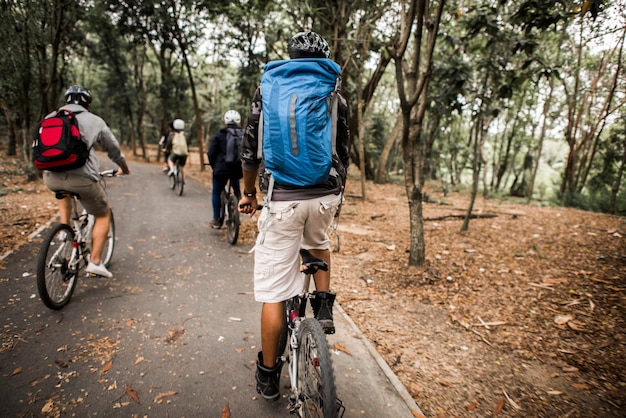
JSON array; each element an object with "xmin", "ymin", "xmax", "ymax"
[
  {"xmin": 169, "ymin": 160, "xmax": 184, "ymax": 196},
  {"xmin": 36, "ymin": 170, "xmax": 117, "ymax": 310},
  {"xmin": 279, "ymin": 249, "xmax": 344, "ymax": 417},
  {"xmin": 220, "ymin": 179, "xmax": 240, "ymax": 245}
]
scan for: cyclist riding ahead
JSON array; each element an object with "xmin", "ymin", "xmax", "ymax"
[
  {"xmin": 208, "ymin": 110, "xmax": 243, "ymax": 229},
  {"xmin": 41, "ymin": 85, "xmax": 130, "ymax": 278},
  {"xmin": 165, "ymin": 118, "xmax": 188, "ymax": 184},
  {"xmin": 238, "ymin": 31, "xmax": 350, "ymax": 401}
]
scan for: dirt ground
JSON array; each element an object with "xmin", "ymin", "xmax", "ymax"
[{"xmin": 1, "ymin": 148, "xmax": 625, "ymax": 417}]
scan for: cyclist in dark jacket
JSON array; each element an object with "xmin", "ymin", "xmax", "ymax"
[{"xmin": 207, "ymin": 110, "xmax": 243, "ymax": 228}]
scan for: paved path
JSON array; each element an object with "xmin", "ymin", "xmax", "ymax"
[{"xmin": 0, "ymin": 160, "xmax": 422, "ymax": 417}]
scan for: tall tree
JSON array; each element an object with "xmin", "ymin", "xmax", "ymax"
[{"xmin": 389, "ymin": 0, "xmax": 446, "ymax": 266}]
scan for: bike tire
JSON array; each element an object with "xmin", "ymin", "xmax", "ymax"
[
  {"xmin": 36, "ymin": 224, "xmax": 78, "ymax": 310},
  {"xmin": 101, "ymin": 210, "xmax": 116, "ymax": 267},
  {"xmin": 296, "ymin": 318, "xmax": 338, "ymax": 418},
  {"xmin": 226, "ymin": 194, "xmax": 240, "ymax": 244},
  {"xmin": 176, "ymin": 168, "xmax": 184, "ymax": 196}
]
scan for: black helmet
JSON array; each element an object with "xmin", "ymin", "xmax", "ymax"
[
  {"xmin": 288, "ymin": 31, "xmax": 331, "ymax": 59},
  {"xmin": 64, "ymin": 85, "xmax": 92, "ymax": 107}
]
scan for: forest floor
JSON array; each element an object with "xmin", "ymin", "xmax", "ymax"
[{"xmin": 1, "ymin": 146, "xmax": 625, "ymax": 417}]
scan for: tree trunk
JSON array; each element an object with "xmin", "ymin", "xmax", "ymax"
[
  {"xmin": 375, "ymin": 114, "xmax": 402, "ymax": 183},
  {"xmin": 609, "ymin": 126, "xmax": 626, "ymax": 214},
  {"xmin": 391, "ymin": 0, "xmax": 445, "ymax": 267}
]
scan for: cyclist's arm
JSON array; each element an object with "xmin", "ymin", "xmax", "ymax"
[{"xmin": 239, "ymin": 168, "xmax": 258, "ymax": 215}]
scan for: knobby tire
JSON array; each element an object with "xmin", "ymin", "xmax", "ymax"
[
  {"xmin": 169, "ymin": 171, "xmax": 176, "ymax": 190},
  {"xmin": 176, "ymin": 168, "xmax": 184, "ymax": 196},
  {"xmin": 36, "ymin": 224, "xmax": 78, "ymax": 310},
  {"xmin": 297, "ymin": 318, "xmax": 338, "ymax": 418},
  {"xmin": 226, "ymin": 194, "xmax": 240, "ymax": 245}
]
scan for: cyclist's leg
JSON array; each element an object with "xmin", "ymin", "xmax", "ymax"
[
  {"xmin": 212, "ymin": 176, "xmax": 227, "ymax": 223},
  {"xmin": 302, "ymin": 194, "xmax": 342, "ymax": 333},
  {"xmin": 260, "ymin": 301, "xmax": 285, "ymax": 368},
  {"xmin": 57, "ymin": 196, "xmax": 73, "ymax": 226},
  {"xmin": 231, "ymin": 174, "xmax": 242, "ymax": 199},
  {"xmin": 74, "ymin": 179, "xmax": 112, "ymax": 277},
  {"xmin": 254, "ymin": 200, "xmax": 305, "ymax": 398},
  {"xmin": 179, "ymin": 156, "xmax": 187, "ymax": 183},
  {"xmin": 90, "ymin": 210, "xmax": 110, "ymax": 265}
]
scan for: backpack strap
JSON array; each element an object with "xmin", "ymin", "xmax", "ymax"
[{"xmin": 257, "ymin": 110, "xmax": 264, "ymax": 160}]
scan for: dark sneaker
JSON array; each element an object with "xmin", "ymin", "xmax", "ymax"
[
  {"xmin": 311, "ymin": 291, "xmax": 336, "ymax": 334},
  {"xmin": 210, "ymin": 219, "xmax": 222, "ymax": 229},
  {"xmin": 255, "ymin": 352, "xmax": 282, "ymax": 401}
]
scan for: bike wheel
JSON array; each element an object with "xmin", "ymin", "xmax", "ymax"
[
  {"xmin": 101, "ymin": 210, "xmax": 115, "ymax": 267},
  {"xmin": 296, "ymin": 318, "xmax": 338, "ymax": 418},
  {"xmin": 226, "ymin": 194, "xmax": 240, "ymax": 244},
  {"xmin": 36, "ymin": 224, "xmax": 78, "ymax": 310},
  {"xmin": 176, "ymin": 167, "xmax": 184, "ymax": 196}
]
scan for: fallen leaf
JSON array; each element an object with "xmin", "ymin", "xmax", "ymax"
[
  {"xmin": 164, "ymin": 327, "xmax": 185, "ymax": 343},
  {"xmin": 101, "ymin": 359, "xmax": 113, "ymax": 374},
  {"xmin": 222, "ymin": 404, "xmax": 231, "ymax": 417},
  {"xmin": 554, "ymin": 315, "xmax": 573, "ymax": 325},
  {"xmin": 41, "ymin": 399, "xmax": 55, "ymax": 414},
  {"xmin": 493, "ymin": 396, "xmax": 505, "ymax": 415},
  {"xmin": 466, "ymin": 401, "xmax": 478, "ymax": 411},
  {"xmin": 133, "ymin": 356, "xmax": 144, "ymax": 365},
  {"xmin": 11, "ymin": 367, "xmax": 22, "ymax": 376},
  {"xmin": 332, "ymin": 343, "xmax": 352, "ymax": 356},
  {"xmin": 572, "ymin": 383, "xmax": 591, "ymax": 390},
  {"xmin": 547, "ymin": 390, "xmax": 564, "ymax": 395},
  {"xmin": 411, "ymin": 411, "xmax": 426, "ymax": 418},
  {"xmin": 567, "ymin": 321, "xmax": 589, "ymax": 332},
  {"xmin": 154, "ymin": 390, "xmax": 177, "ymax": 404},
  {"xmin": 125, "ymin": 386, "xmax": 141, "ymax": 404}
]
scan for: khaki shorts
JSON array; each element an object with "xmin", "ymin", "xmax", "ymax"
[
  {"xmin": 43, "ymin": 172, "xmax": 109, "ymax": 216},
  {"xmin": 253, "ymin": 194, "xmax": 342, "ymax": 303}
]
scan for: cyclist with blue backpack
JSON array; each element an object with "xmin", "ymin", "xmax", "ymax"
[
  {"xmin": 238, "ymin": 31, "xmax": 350, "ymax": 401},
  {"xmin": 207, "ymin": 110, "xmax": 244, "ymax": 229}
]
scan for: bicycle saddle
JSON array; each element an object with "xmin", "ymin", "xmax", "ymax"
[
  {"xmin": 299, "ymin": 249, "xmax": 328, "ymax": 274},
  {"xmin": 55, "ymin": 191, "xmax": 81, "ymax": 200}
]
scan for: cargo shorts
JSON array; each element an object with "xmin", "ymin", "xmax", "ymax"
[
  {"xmin": 43, "ymin": 172, "xmax": 109, "ymax": 216},
  {"xmin": 253, "ymin": 194, "xmax": 342, "ymax": 303}
]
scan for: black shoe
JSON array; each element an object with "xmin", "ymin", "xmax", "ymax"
[
  {"xmin": 255, "ymin": 352, "xmax": 282, "ymax": 401},
  {"xmin": 210, "ymin": 219, "xmax": 222, "ymax": 229},
  {"xmin": 311, "ymin": 291, "xmax": 336, "ymax": 334}
]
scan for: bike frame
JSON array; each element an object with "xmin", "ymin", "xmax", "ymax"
[{"xmin": 286, "ymin": 272, "xmax": 313, "ymax": 397}]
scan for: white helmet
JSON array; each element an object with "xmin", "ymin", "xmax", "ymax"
[
  {"xmin": 173, "ymin": 118, "xmax": 185, "ymax": 130},
  {"xmin": 224, "ymin": 110, "xmax": 241, "ymax": 124}
]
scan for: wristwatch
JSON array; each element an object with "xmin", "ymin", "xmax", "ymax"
[{"xmin": 244, "ymin": 189, "xmax": 257, "ymax": 198}]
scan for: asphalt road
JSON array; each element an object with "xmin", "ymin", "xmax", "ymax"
[{"xmin": 0, "ymin": 160, "xmax": 422, "ymax": 417}]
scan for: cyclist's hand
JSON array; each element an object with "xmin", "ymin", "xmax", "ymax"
[{"xmin": 239, "ymin": 196, "xmax": 257, "ymax": 215}]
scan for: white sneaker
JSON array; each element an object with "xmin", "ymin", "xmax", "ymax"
[{"xmin": 86, "ymin": 262, "xmax": 113, "ymax": 278}]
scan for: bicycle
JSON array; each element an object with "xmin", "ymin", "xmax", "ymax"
[
  {"xmin": 36, "ymin": 170, "xmax": 117, "ymax": 310},
  {"xmin": 220, "ymin": 179, "xmax": 240, "ymax": 245},
  {"xmin": 169, "ymin": 160, "xmax": 184, "ymax": 196},
  {"xmin": 278, "ymin": 249, "xmax": 344, "ymax": 417}
]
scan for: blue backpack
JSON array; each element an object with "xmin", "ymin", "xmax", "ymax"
[{"xmin": 259, "ymin": 58, "xmax": 341, "ymax": 187}]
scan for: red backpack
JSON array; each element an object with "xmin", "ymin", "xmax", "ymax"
[{"xmin": 32, "ymin": 109, "xmax": 90, "ymax": 171}]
